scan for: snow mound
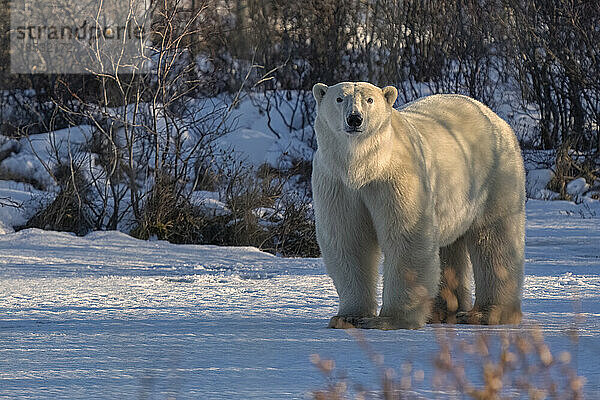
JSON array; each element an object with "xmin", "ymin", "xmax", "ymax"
[
  {"xmin": 0, "ymin": 181, "xmax": 44, "ymax": 234},
  {"xmin": 526, "ymin": 168, "xmax": 554, "ymax": 199},
  {"xmin": 567, "ymin": 177, "xmax": 590, "ymax": 197},
  {"xmin": 0, "ymin": 125, "xmax": 93, "ymax": 188},
  {"xmin": 190, "ymin": 191, "xmax": 231, "ymax": 216}
]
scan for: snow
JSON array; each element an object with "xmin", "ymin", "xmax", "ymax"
[
  {"xmin": 0, "ymin": 181, "xmax": 44, "ymax": 234},
  {"xmin": 220, "ymin": 93, "xmax": 315, "ymax": 168},
  {"xmin": 215, "ymin": 128, "xmax": 279, "ymax": 166},
  {"xmin": 526, "ymin": 168, "xmax": 554, "ymax": 199},
  {"xmin": 567, "ymin": 177, "xmax": 590, "ymax": 197},
  {"xmin": 0, "ymin": 125, "xmax": 93, "ymax": 189},
  {"xmin": 190, "ymin": 191, "xmax": 231, "ymax": 217},
  {"xmin": 1, "ymin": 200, "xmax": 600, "ymax": 398}
]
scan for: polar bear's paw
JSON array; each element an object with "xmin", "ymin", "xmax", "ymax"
[
  {"xmin": 328, "ymin": 316, "xmax": 361, "ymax": 329},
  {"xmin": 429, "ymin": 305, "xmax": 459, "ymax": 324},
  {"xmin": 456, "ymin": 305, "xmax": 522, "ymax": 325},
  {"xmin": 328, "ymin": 316, "xmax": 423, "ymax": 330}
]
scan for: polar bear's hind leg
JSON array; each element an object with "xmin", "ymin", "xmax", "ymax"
[
  {"xmin": 458, "ymin": 212, "xmax": 525, "ymax": 325},
  {"xmin": 430, "ymin": 236, "xmax": 473, "ymax": 323}
]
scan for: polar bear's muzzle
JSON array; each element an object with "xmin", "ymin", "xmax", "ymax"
[{"xmin": 345, "ymin": 112, "xmax": 364, "ymax": 133}]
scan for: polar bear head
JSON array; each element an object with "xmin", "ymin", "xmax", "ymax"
[
  {"xmin": 312, "ymin": 82, "xmax": 399, "ymax": 188},
  {"xmin": 312, "ymin": 82, "xmax": 398, "ymax": 137}
]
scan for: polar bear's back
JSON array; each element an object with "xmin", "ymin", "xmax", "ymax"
[
  {"xmin": 396, "ymin": 94, "xmax": 525, "ymax": 245},
  {"xmin": 398, "ymin": 94, "xmax": 514, "ymax": 144}
]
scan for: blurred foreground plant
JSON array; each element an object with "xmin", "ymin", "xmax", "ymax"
[{"xmin": 311, "ymin": 324, "xmax": 585, "ymax": 400}]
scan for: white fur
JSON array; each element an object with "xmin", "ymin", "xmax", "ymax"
[{"xmin": 312, "ymin": 82, "xmax": 525, "ymax": 329}]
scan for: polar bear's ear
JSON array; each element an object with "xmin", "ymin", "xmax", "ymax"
[
  {"xmin": 382, "ymin": 86, "xmax": 398, "ymax": 106},
  {"xmin": 312, "ymin": 83, "xmax": 328, "ymax": 106}
]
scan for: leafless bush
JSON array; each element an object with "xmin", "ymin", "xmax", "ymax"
[
  {"xmin": 311, "ymin": 325, "xmax": 585, "ymax": 399},
  {"xmin": 126, "ymin": 151, "xmax": 319, "ymax": 256},
  {"xmin": 547, "ymin": 141, "xmax": 599, "ymax": 201},
  {"xmin": 365, "ymin": 0, "xmax": 507, "ymax": 108},
  {"xmin": 11, "ymin": 0, "xmax": 320, "ymax": 253},
  {"xmin": 219, "ymin": 0, "xmax": 365, "ymax": 144},
  {"xmin": 270, "ymin": 193, "xmax": 319, "ymax": 257},
  {"xmin": 14, "ymin": 0, "xmax": 238, "ymax": 233},
  {"xmin": 500, "ymin": 0, "xmax": 600, "ymax": 153},
  {"xmin": 129, "ymin": 172, "xmax": 205, "ymax": 243},
  {"xmin": 24, "ymin": 162, "xmax": 94, "ymax": 235}
]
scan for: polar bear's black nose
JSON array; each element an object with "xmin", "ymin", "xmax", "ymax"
[{"xmin": 347, "ymin": 113, "xmax": 363, "ymax": 127}]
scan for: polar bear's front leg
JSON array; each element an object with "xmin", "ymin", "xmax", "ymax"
[
  {"xmin": 313, "ymin": 172, "xmax": 380, "ymax": 324},
  {"xmin": 378, "ymin": 238, "xmax": 440, "ymax": 329},
  {"xmin": 362, "ymin": 179, "xmax": 441, "ymax": 329},
  {"xmin": 321, "ymin": 232, "xmax": 380, "ymax": 319}
]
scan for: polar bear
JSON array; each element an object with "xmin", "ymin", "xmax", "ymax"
[{"xmin": 311, "ymin": 82, "xmax": 525, "ymax": 329}]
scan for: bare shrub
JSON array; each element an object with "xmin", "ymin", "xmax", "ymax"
[
  {"xmin": 500, "ymin": 0, "xmax": 600, "ymax": 153},
  {"xmin": 270, "ymin": 194, "xmax": 319, "ymax": 257},
  {"xmin": 14, "ymin": 0, "xmax": 239, "ymax": 234},
  {"xmin": 311, "ymin": 326, "xmax": 585, "ymax": 399},
  {"xmin": 129, "ymin": 172, "xmax": 205, "ymax": 243},
  {"xmin": 128, "ymin": 156, "xmax": 320, "ymax": 257},
  {"xmin": 546, "ymin": 141, "xmax": 599, "ymax": 201},
  {"xmin": 214, "ymin": 162, "xmax": 282, "ymax": 248},
  {"xmin": 24, "ymin": 162, "xmax": 94, "ymax": 235}
]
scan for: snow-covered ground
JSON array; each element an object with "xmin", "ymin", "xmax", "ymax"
[{"xmin": 1, "ymin": 199, "xmax": 599, "ymax": 399}]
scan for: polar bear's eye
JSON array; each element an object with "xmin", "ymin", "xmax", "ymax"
[
  {"xmin": 336, "ymin": 97, "xmax": 343, "ymax": 103},
  {"xmin": 367, "ymin": 98, "xmax": 374, "ymax": 104}
]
